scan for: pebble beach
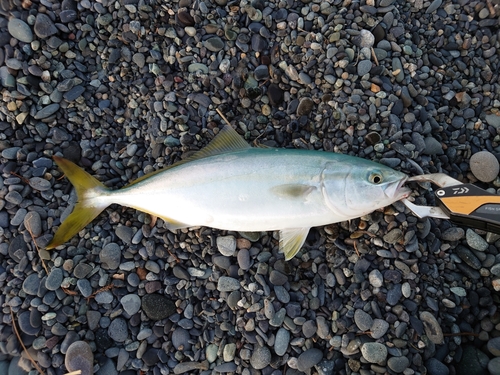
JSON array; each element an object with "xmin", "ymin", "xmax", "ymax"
[{"xmin": 1, "ymin": 0, "xmax": 500, "ymax": 374}]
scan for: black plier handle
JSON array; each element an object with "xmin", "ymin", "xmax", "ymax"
[{"xmin": 402, "ymin": 173, "xmax": 500, "ymax": 235}]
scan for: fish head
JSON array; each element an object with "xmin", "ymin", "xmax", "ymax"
[{"xmin": 322, "ymin": 160, "xmax": 411, "ymax": 218}]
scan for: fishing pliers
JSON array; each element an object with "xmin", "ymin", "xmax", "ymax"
[{"xmin": 402, "ymin": 173, "xmax": 500, "ymax": 235}]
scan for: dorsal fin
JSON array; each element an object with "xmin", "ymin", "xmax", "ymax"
[{"xmin": 125, "ymin": 126, "xmax": 250, "ymax": 188}]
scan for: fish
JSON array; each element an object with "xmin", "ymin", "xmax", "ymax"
[{"xmin": 46, "ymin": 125, "xmax": 411, "ymax": 260}]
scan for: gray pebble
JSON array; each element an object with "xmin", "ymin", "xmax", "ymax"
[
  {"xmin": 488, "ymin": 358, "xmax": 500, "ymax": 375},
  {"xmin": 100, "ymin": 243, "xmax": 122, "ymax": 269},
  {"xmin": 250, "ymin": 346, "xmax": 271, "ymax": 369},
  {"xmin": 370, "ymin": 319, "xmax": 389, "ymax": 339},
  {"xmin": 115, "ymin": 225, "xmax": 134, "ymax": 244},
  {"xmin": 34, "ymin": 13, "xmax": 58, "ymax": 39},
  {"xmin": 217, "ymin": 276, "xmax": 240, "ymax": 292},
  {"xmin": 121, "ymin": 294, "xmax": 141, "ymax": 316},
  {"xmin": 420, "ymin": 311, "xmax": 443, "ymax": 344},
  {"xmin": 274, "ymin": 328, "xmax": 290, "ymax": 356},
  {"xmin": 18, "ymin": 310, "xmax": 40, "ymax": 335},
  {"xmin": 77, "ymin": 279, "xmax": 92, "ymax": 298},
  {"xmin": 108, "ymin": 318, "xmax": 128, "ymax": 343},
  {"xmin": 302, "ymin": 320, "xmax": 317, "ymax": 338},
  {"xmin": 487, "ymin": 337, "xmax": 500, "ymax": 356},
  {"xmin": 94, "ymin": 290, "xmax": 113, "ymax": 304},
  {"xmin": 204, "ymin": 36, "xmax": 224, "ymax": 52},
  {"xmin": 354, "ymin": 309, "xmax": 373, "ymax": 331},
  {"xmin": 357, "ymin": 60, "xmax": 372, "ymax": 76},
  {"xmin": 470, "ymin": 151, "xmax": 499, "ymax": 182},
  {"xmin": 65, "ymin": 341, "xmax": 94, "ymax": 375},
  {"xmin": 24, "ymin": 211, "xmax": 42, "ymax": 237},
  {"xmin": 34, "ymin": 103, "xmax": 60, "ymax": 119},
  {"xmin": 8, "ymin": 18, "xmax": 33, "ymax": 43},
  {"xmin": 297, "ymin": 348, "xmax": 323, "ymax": 371},
  {"xmin": 74, "ymin": 263, "xmax": 92, "ymax": 279},
  {"xmin": 466, "ymin": 229, "xmax": 488, "ymax": 251},
  {"xmin": 361, "ymin": 342, "xmax": 387, "ymax": 363},
  {"xmin": 269, "ymin": 269, "xmax": 288, "ymax": 286},
  {"xmin": 1, "ymin": 147, "xmax": 21, "ymax": 159},
  {"xmin": 369, "ymin": 269, "xmax": 383, "ymax": 287},
  {"xmin": 237, "ymin": 249, "xmax": 251, "ymax": 270},
  {"xmin": 216, "ymin": 235, "xmax": 236, "ymax": 256},
  {"xmin": 388, "ymin": 356, "xmax": 410, "ymax": 372},
  {"xmin": 173, "ymin": 328, "xmax": 192, "ymax": 353},
  {"xmin": 441, "ymin": 227, "xmax": 464, "ymax": 241},
  {"xmin": 45, "ymin": 267, "xmax": 63, "ymax": 291},
  {"xmin": 22, "ymin": 273, "xmax": 41, "ymax": 295},
  {"xmin": 426, "ymin": 0, "xmax": 443, "ymax": 13},
  {"xmin": 424, "ymin": 137, "xmax": 443, "ymax": 155}
]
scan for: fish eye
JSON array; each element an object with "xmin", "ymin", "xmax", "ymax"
[{"xmin": 369, "ymin": 173, "xmax": 383, "ymax": 184}]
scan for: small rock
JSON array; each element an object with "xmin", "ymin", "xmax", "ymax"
[
  {"xmin": 297, "ymin": 97, "xmax": 314, "ymax": 116},
  {"xmin": 361, "ymin": 342, "xmax": 387, "ymax": 363},
  {"xmin": 470, "ymin": 151, "xmax": 499, "ymax": 182},
  {"xmin": 121, "ymin": 294, "xmax": 141, "ymax": 316},
  {"xmin": 424, "ymin": 137, "xmax": 443, "ymax": 155},
  {"xmin": 370, "ymin": 319, "xmax": 389, "ymax": 339},
  {"xmin": 217, "ymin": 276, "xmax": 240, "ymax": 292},
  {"xmin": 250, "ymin": 346, "xmax": 271, "ymax": 369},
  {"xmin": 65, "ymin": 341, "xmax": 94, "ymax": 375},
  {"xmin": 297, "ymin": 348, "xmax": 323, "ymax": 371},
  {"xmin": 108, "ymin": 318, "xmax": 128, "ymax": 343},
  {"xmin": 217, "ymin": 235, "xmax": 236, "ymax": 256},
  {"xmin": 8, "ymin": 18, "xmax": 33, "ymax": 43},
  {"xmin": 142, "ymin": 294, "xmax": 176, "ymax": 320},
  {"xmin": 487, "ymin": 337, "xmax": 500, "ymax": 356},
  {"xmin": 204, "ymin": 37, "xmax": 224, "ymax": 52},
  {"xmin": 354, "ymin": 309, "xmax": 373, "ymax": 331},
  {"xmin": 420, "ymin": 311, "xmax": 444, "ymax": 344},
  {"xmin": 369, "ymin": 269, "xmax": 383, "ymax": 287},
  {"xmin": 357, "ymin": 60, "xmax": 372, "ymax": 76},
  {"xmin": 274, "ymin": 328, "xmax": 290, "ymax": 356},
  {"xmin": 466, "ymin": 229, "xmax": 488, "ymax": 251},
  {"xmin": 34, "ymin": 13, "xmax": 58, "ymax": 39},
  {"xmin": 100, "ymin": 243, "xmax": 122, "ymax": 269},
  {"xmin": 387, "ymin": 356, "xmax": 410, "ymax": 372},
  {"xmin": 426, "ymin": 357, "xmax": 449, "ymax": 375},
  {"xmin": 46, "ymin": 268, "xmax": 63, "ymax": 291}
]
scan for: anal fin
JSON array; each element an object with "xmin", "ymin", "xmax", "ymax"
[{"xmin": 279, "ymin": 228, "xmax": 310, "ymax": 260}]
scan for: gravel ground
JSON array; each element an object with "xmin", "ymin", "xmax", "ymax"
[{"xmin": 1, "ymin": 0, "xmax": 500, "ymax": 374}]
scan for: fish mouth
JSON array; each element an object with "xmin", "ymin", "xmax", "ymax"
[{"xmin": 386, "ymin": 177, "xmax": 411, "ymax": 200}]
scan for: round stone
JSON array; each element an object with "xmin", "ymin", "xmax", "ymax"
[
  {"xmin": 250, "ymin": 346, "xmax": 271, "ymax": 369},
  {"xmin": 34, "ymin": 13, "xmax": 58, "ymax": 39},
  {"xmin": 121, "ymin": 294, "xmax": 141, "ymax": 316},
  {"xmin": 65, "ymin": 341, "xmax": 94, "ymax": 374},
  {"xmin": 216, "ymin": 235, "xmax": 236, "ymax": 256},
  {"xmin": 296, "ymin": 97, "xmax": 314, "ymax": 116},
  {"xmin": 387, "ymin": 356, "xmax": 410, "ymax": 372},
  {"xmin": 470, "ymin": 151, "xmax": 499, "ymax": 182},
  {"xmin": 108, "ymin": 318, "xmax": 128, "ymax": 343},
  {"xmin": 100, "ymin": 243, "xmax": 122, "ymax": 269},
  {"xmin": 297, "ymin": 348, "xmax": 323, "ymax": 371},
  {"xmin": 370, "ymin": 319, "xmax": 389, "ymax": 339},
  {"xmin": 357, "ymin": 60, "xmax": 372, "ymax": 76},
  {"xmin": 361, "ymin": 342, "xmax": 387, "ymax": 363},
  {"xmin": 142, "ymin": 294, "xmax": 176, "ymax": 321},
  {"xmin": 354, "ymin": 309, "xmax": 373, "ymax": 331},
  {"xmin": 22, "ymin": 273, "xmax": 41, "ymax": 295}
]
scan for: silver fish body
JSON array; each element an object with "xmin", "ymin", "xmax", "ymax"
[{"xmin": 47, "ymin": 126, "xmax": 410, "ymax": 259}]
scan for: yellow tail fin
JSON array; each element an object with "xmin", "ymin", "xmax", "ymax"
[{"xmin": 46, "ymin": 156, "xmax": 110, "ymax": 249}]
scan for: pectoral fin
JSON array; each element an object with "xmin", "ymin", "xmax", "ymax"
[{"xmin": 279, "ymin": 228, "xmax": 310, "ymax": 260}]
